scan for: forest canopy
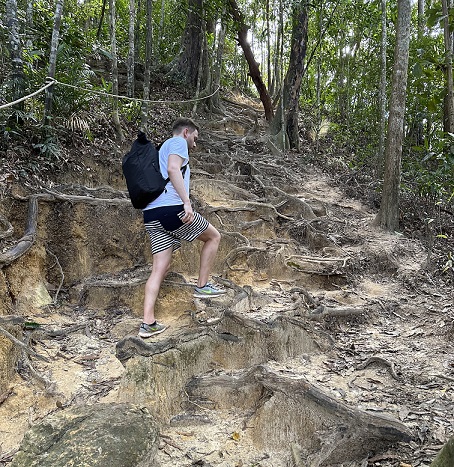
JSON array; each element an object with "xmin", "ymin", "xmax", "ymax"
[{"xmin": 0, "ymin": 0, "xmax": 453, "ymax": 211}]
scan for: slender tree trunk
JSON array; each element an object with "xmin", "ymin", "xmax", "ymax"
[
  {"xmin": 109, "ymin": 0, "xmax": 124, "ymax": 142},
  {"xmin": 208, "ymin": 16, "xmax": 226, "ymax": 113},
  {"xmin": 442, "ymin": 0, "xmax": 454, "ymax": 133},
  {"xmin": 266, "ymin": 0, "xmax": 271, "ymax": 91},
  {"xmin": 374, "ymin": 0, "xmax": 411, "ymax": 231},
  {"xmin": 337, "ymin": 32, "xmax": 347, "ymax": 122},
  {"xmin": 140, "ymin": 0, "xmax": 153, "ymax": 129},
  {"xmin": 134, "ymin": 0, "xmax": 142, "ymax": 63},
  {"xmin": 25, "ymin": 0, "xmax": 33, "ymax": 49},
  {"xmin": 270, "ymin": 0, "xmax": 283, "ymax": 100},
  {"xmin": 278, "ymin": 0, "xmax": 285, "ymax": 148},
  {"xmin": 418, "ymin": 0, "xmax": 424, "ymax": 34},
  {"xmin": 43, "ymin": 0, "xmax": 64, "ymax": 125},
  {"xmin": 97, "ymin": 0, "xmax": 107, "ymax": 40},
  {"xmin": 377, "ymin": 0, "xmax": 387, "ymax": 173},
  {"xmin": 6, "ymin": 0, "xmax": 25, "ymax": 113},
  {"xmin": 192, "ymin": 8, "xmax": 206, "ymax": 116},
  {"xmin": 127, "ymin": 0, "xmax": 136, "ymax": 97},
  {"xmin": 271, "ymin": 0, "xmax": 309, "ymax": 149},
  {"xmin": 315, "ymin": 4, "xmax": 322, "ymax": 151},
  {"xmin": 156, "ymin": 0, "xmax": 165, "ymax": 60},
  {"xmin": 228, "ymin": 0, "xmax": 273, "ymax": 121}
]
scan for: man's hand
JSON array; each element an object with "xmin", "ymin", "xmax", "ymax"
[{"xmin": 182, "ymin": 200, "xmax": 194, "ymax": 224}]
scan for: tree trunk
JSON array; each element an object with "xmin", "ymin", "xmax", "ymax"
[
  {"xmin": 6, "ymin": 0, "xmax": 25, "ymax": 112},
  {"xmin": 377, "ymin": 0, "xmax": 387, "ymax": 174},
  {"xmin": 208, "ymin": 16, "xmax": 226, "ymax": 113},
  {"xmin": 228, "ymin": 0, "xmax": 274, "ymax": 122},
  {"xmin": 270, "ymin": 0, "xmax": 309, "ymax": 149},
  {"xmin": 374, "ymin": 0, "xmax": 411, "ymax": 231},
  {"xmin": 43, "ymin": 0, "xmax": 64, "ymax": 125},
  {"xmin": 406, "ymin": 0, "xmax": 424, "ymax": 149},
  {"xmin": 192, "ymin": 8, "xmax": 206, "ymax": 116},
  {"xmin": 266, "ymin": 0, "xmax": 271, "ymax": 91},
  {"xmin": 156, "ymin": 0, "xmax": 165, "ymax": 61},
  {"xmin": 431, "ymin": 436, "xmax": 454, "ymax": 467},
  {"xmin": 96, "ymin": 0, "xmax": 107, "ymax": 40},
  {"xmin": 177, "ymin": 0, "xmax": 205, "ymax": 89},
  {"xmin": 109, "ymin": 0, "xmax": 124, "ymax": 142},
  {"xmin": 127, "ymin": 0, "xmax": 136, "ymax": 97},
  {"xmin": 26, "ymin": 0, "xmax": 33, "ymax": 49},
  {"xmin": 418, "ymin": 0, "xmax": 424, "ymax": 35},
  {"xmin": 134, "ymin": 0, "xmax": 142, "ymax": 63},
  {"xmin": 140, "ymin": 0, "xmax": 153, "ymax": 129},
  {"xmin": 442, "ymin": 0, "xmax": 454, "ymax": 134},
  {"xmin": 270, "ymin": 0, "xmax": 283, "ymax": 100}
]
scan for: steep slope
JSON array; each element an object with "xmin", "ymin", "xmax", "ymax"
[{"xmin": 0, "ymin": 112, "xmax": 453, "ymax": 466}]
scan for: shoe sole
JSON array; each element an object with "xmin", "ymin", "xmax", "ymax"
[
  {"xmin": 138, "ymin": 327, "xmax": 167, "ymax": 338},
  {"xmin": 193, "ymin": 292, "xmax": 223, "ymax": 299}
]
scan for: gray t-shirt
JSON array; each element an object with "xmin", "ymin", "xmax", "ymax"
[{"xmin": 143, "ymin": 136, "xmax": 190, "ymax": 210}]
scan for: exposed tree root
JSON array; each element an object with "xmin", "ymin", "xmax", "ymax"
[
  {"xmin": 0, "ymin": 196, "xmax": 38, "ymax": 268},
  {"xmin": 0, "ymin": 324, "xmax": 49, "ymax": 362},
  {"xmin": 43, "ymin": 323, "xmax": 88, "ymax": 337},
  {"xmin": 1, "ymin": 187, "xmax": 133, "ymax": 268},
  {"xmin": 306, "ymin": 305, "xmax": 365, "ymax": 321},
  {"xmin": 116, "ymin": 328, "xmax": 213, "ymax": 363},
  {"xmin": 224, "ymin": 245, "xmax": 267, "ymax": 271},
  {"xmin": 286, "ymin": 254, "xmax": 349, "ymax": 267},
  {"xmin": 0, "ymin": 316, "xmax": 25, "ymax": 325},
  {"xmin": 14, "ymin": 189, "xmax": 130, "ymax": 206},
  {"xmin": 206, "ymin": 201, "xmax": 295, "ymax": 221},
  {"xmin": 46, "ymin": 248, "xmax": 64, "ymax": 304},
  {"xmin": 20, "ymin": 350, "xmax": 56, "ymax": 393},
  {"xmin": 357, "ymin": 356, "xmax": 402, "ymax": 381},
  {"xmin": 289, "ymin": 286, "xmax": 317, "ymax": 307},
  {"xmin": 186, "ymin": 364, "xmax": 412, "ymax": 464}
]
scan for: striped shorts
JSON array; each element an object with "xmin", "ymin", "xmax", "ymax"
[{"xmin": 143, "ymin": 205, "xmax": 209, "ymax": 255}]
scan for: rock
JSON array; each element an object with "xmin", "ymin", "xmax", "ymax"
[
  {"xmin": 431, "ymin": 436, "xmax": 454, "ymax": 467},
  {"xmin": 10, "ymin": 403, "xmax": 159, "ymax": 467}
]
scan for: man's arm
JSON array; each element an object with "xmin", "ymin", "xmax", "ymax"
[{"xmin": 167, "ymin": 153, "xmax": 194, "ymax": 223}]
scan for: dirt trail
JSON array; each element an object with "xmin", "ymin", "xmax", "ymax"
[{"xmin": 0, "ymin": 119, "xmax": 453, "ymax": 466}]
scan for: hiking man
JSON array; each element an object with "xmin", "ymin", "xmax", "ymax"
[{"xmin": 139, "ymin": 117, "xmax": 225, "ymax": 338}]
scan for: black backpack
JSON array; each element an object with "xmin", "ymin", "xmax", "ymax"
[{"xmin": 122, "ymin": 132, "xmax": 187, "ymax": 209}]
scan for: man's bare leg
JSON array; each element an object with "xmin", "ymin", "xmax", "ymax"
[
  {"xmin": 196, "ymin": 224, "xmax": 221, "ymax": 288},
  {"xmin": 143, "ymin": 246, "xmax": 173, "ymax": 324}
]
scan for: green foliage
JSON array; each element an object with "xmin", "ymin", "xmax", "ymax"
[
  {"xmin": 33, "ymin": 129, "xmax": 61, "ymax": 159},
  {"xmin": 403, "ymin": 131, "xmax": 454, "ymax": 201}
]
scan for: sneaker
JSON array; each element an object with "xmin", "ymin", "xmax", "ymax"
[
  {"xmin": 138, "ymin": 322, "xmax": 167, "ymax": 338},
  {"xmin": 193, "ymin": 282, "xmax": 226, "ymax": 298}
]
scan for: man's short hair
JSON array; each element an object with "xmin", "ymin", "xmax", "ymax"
[{"xmin": 172, "ymin": 117, "xmax": 199, "ymax": 135}]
